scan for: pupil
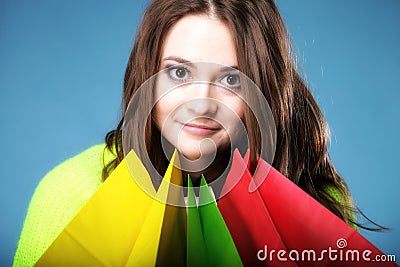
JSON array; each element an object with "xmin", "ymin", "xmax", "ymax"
[{"xmin": 176, "ymin": 68, "xmax": 186, "ymax": 79}]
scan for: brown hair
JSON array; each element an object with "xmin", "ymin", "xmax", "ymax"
[{"xmin": 103, "ymin": 0, "xmax": 382, "ymax": 230}]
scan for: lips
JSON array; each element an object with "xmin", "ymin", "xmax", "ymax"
[{"xmin": 181, "ymin": 122, "xmax": 220, "ymax": 136}]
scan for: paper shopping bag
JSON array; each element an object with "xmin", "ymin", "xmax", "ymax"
[
  {"xmin": 125, "ymin": 150, "xmax": 186, "ymax": 267},
  {"xmin": 218, "ymin": 149, "xmax": 298, "ymax": 267},
  {"xmin": 187, "ymin": 175, "xmax": 243, "ymax": 267},
  {"xmin": 218, "ymin": 149, "xmax": 398, "ymax": 267},
  {"xmin": 254, "ymin": 155, "xmax": 398, "ymax": 266},
  {"xmin": 36, "ymin": 149, "xmax": 186, "ymax": 267}
]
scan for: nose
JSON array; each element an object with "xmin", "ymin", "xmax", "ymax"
[{"xmin": 185, "ymin": 82, "xmax": 218, "ymax": 116}]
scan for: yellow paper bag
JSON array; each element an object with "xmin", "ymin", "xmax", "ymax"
[
  {"xmin": 35, "ymin": 149, "xmax": 184, "ymax": 266},
  {"xmin": 125, "ymin": 150, "xmax": 186, "ymax": 266}
]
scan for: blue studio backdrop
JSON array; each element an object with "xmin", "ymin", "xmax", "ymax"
[{"xmin": 1, "ymin": 0, "xmax": 399, "ymax": 265}]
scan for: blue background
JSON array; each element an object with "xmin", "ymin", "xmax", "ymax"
[{"xmin": 1, "ymin": 0, "xmax": 399, "ymax": 265}]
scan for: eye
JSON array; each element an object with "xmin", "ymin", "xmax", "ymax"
[
  {"xmin": 220, "ymin": 73, "xmax": 241, "ymax": 89},
  {"xmin": 168, "ymin": 66, "xmax": 190, "ymax": 81}
]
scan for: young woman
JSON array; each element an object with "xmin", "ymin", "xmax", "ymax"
[{"xmin": 14, "ymin": 0, "xmax": 376, "ymax": 266}]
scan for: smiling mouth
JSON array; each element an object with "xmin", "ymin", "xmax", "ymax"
[{"xmin": 181, "ymin": 122, "xmax": 220, "ymax": 136}]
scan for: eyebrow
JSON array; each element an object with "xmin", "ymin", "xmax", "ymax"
[
  {"xmin": 162, "ymin": 56, "xmax": 239, "ymax": 71},
  {"xmin": 162, "ymin": 56, "xmax": 195, "ymax": 68}
]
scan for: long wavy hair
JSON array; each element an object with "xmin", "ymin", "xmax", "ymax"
[{"xmin": 102, "ymin": 0, "xmax": 383, "ymax": 230}]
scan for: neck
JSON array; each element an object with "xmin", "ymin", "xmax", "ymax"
[{"xmin": 181, "ymin": 149, "xmax": 230, "ymax": 188}]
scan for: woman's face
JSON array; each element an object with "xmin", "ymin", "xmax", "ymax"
[{"xmin": 154, "ymin": 15, "xmax": 245, "ymax": 161}]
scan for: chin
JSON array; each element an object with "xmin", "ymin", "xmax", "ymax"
[{"xmin": 178, "ymin": 148, "xmax": 204, "ymax": 161}]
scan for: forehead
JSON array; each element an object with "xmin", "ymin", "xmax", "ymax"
[{"xmin": 161, "ymin": 15, "xmax": 237, "ymax": 67}]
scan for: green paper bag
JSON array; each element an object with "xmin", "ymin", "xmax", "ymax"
[{"xmin": 187, "ymin": 175, "xmax": 243, "ymax": 267}]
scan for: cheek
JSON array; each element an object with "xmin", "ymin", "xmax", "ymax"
[
  {"xmin": 218, "ymin": 98, "xmax": 246, "ymax": 139},
  {"xmin": 236, "ymin": 100, "xmax": 246, "ymax": 120},
  {"xmin": 153, "ymin": 103, "xmax": 163, "ymax": 131},
  {"xmin": 225, "ymin": 98, "xmax": 246, "ymax": 122},
  {"xmin": 154, "ymin": 97, "xmax": 173, "ymax": 131},
  {"xmin": 153, "ymin": 90, "xmax": 185, "ymax": 130}
]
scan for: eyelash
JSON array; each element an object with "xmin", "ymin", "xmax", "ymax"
[
  {"xmin": 164, "ymin": 65, "xmax": 241, "ymax": 90},
  {"xmin": 219, "ymin": 72, "xmax": 241, "ymax": 90},
  {"xmin": 167, "ymin": 65, "xmax": 192, "ymax": 83}
]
